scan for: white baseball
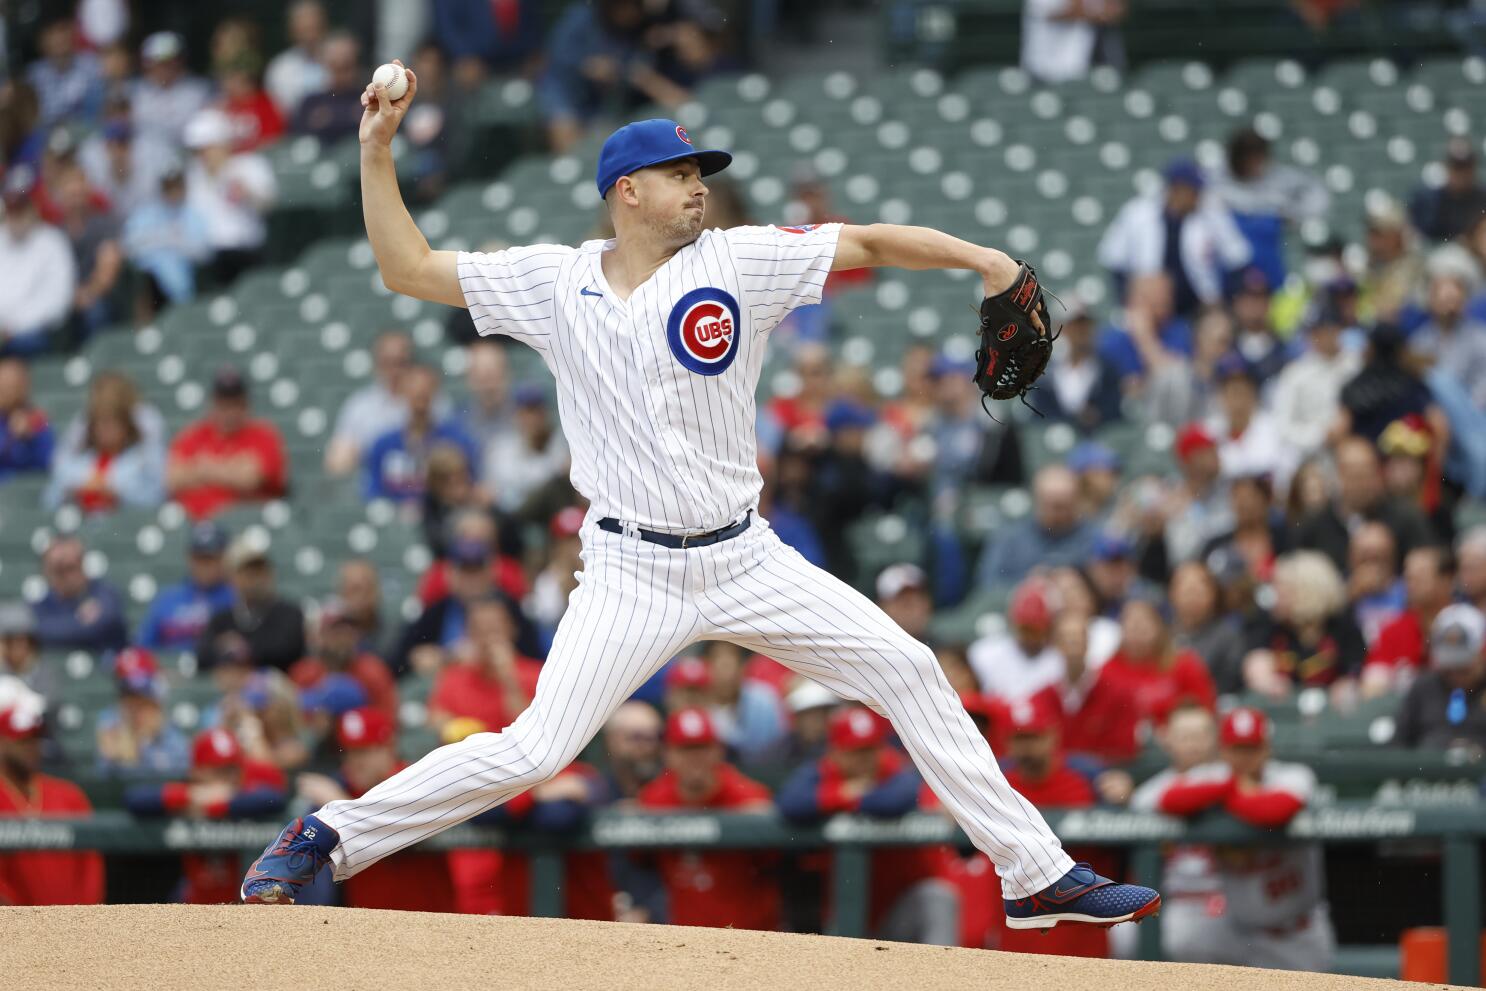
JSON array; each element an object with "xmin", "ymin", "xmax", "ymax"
[{"xmin": 371, "ymin": 63, "xmax": 408, "ymax": 101}]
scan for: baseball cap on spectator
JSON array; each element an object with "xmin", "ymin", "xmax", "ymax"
[
  {"xmin": 301, "ymin": 672, "xmax": 369, "ymax": 716},
  {"xmin": 1214, "ymin": 352, "xmax": 1258, "ymax": 383},
  {"xmin": 1305, "ymin": 298, "xmax": 1347, "ymax": 332},
  {"xmin": 212, "ymin": 365, "xmax": 248, "ymax": 399},
  {"xmin": 1430, "ymin": 604, "xmax": 1486, "ymax": 670},
  {"xmin": 930, "ymin": 353, "xmax": 975, "ymax": 378},
  {"xmin": 665, "ymin": 706, "xmax": 718, "ymax": 746},
  {"xmin": 665, "ymin": 656, "xmax": 712, "ymax": 691},
  {"xmin": 337, "ymin": 707, "xmax": 396, "ymax": 749},
  {"xmin": 0, "ymin": 705, "xmax": 44, "ymax": 740},
  {"xmin": 1067, "ymin": 441, "xmax": 1120, "ymax": 475},
  {"xmin": 1365, "ymin": 195, "xmax": 1409, "ymax": 233},
  {"xmin": 1091, "ymin": 531, "xmax": 1134, "ymax": 562},
  {"xmin": 1162, "ymin": 158, "xmax": 1205, "ymax": 190},
  {"xmin": 876, "ymin": 563, "xmax": 927, "ymax": 602},
  {"xmin": 447, "ymin": 538, "xmax": 491, "ymax": 568},
  {"xmin": 114, "ymin": 647, "xmax": 163, "ymax": 699},
  {"xmin": 513, "ymin": 383, "xmax": 547, "ymax": 408},
  {"xmin": 828, "ymin": 707, "xmax": 887, "ymax": 750},
  {"xmin": 184, "ymin": 108, "xmax": 234, "ymax": 151},
  {"xmin": 550, "ymin": 506, "xmax": 585, "ymax": 540},
  {"xmin": 1425, "ymin": 243, "xmax": 1482, "ymax": 293},
  {"xmin": 0, "ymin": 601, "xmax": 37, "ymax": 641},
  {"xmin": 1008, "ymin": 579, "xmax": 1055, "ymax": 631},
  {"xmin": 786, "ymin": 680, "xmax": 838, "ymax": 714},
  {"xmin": 188, "ymin": 521, "xmax": 229, "ymax": 556},
  {"xmin": 1220, "ymin": 706, "xmax": 1271, "ymax": 747},
  {"xmin": 595, "ymin": 118, "xmax": 732, "ymax": 199},
  {"xmin": 225, "ymin": 534, "xmax": 269, "ymax": 572},
  {"xmin": 102, "ymin": 119, "xmax": 131, "ymax": 144},
  {"xmin": 824, "ymin": 399, "xmax": 875, "ymax": 433},
  {"xmin": 141, "ymin": 31, "xmax": 184, "ymax": 63},
  {"xmin": 1174, "ymin": 423, "xmax": 1217, "ymax": 462},
  {"xmin": 1379, "ymin": 415, "xmax": 1433, "ymax": 459},
  {"xmin": 1232, "ymin": 266, "xmax": 1272, "ymax": 297},
  {"xmin": 1003, "ymin": 697, "xmax": 1057, "ymax": 736},
  {"xmin": 192, "ymin": 728, "xmax": 243, "ymax": 768}
]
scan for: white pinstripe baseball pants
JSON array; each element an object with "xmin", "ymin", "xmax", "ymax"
[{"xmin": 313, "ymin": 515, "xmax": 1076, "ymax": 899}]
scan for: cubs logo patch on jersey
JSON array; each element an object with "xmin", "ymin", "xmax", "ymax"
[{"xmin": 666, "ymin": 286, "xmax": 741, "ymax": 375}]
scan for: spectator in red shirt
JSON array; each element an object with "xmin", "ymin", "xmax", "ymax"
[
  {"xmin": 290, "ymin": 598, "xmax": 398, "ymax": 720},
  {"xmin": 166, "ymin": 366, "xmax": 287, "ymax": 519},
  {"xmin": 0, "ymin": 704, "xmax": 104, "ymax": 906},
  {"xmin": 296, "ymin": 708, "xmax": 458, "ymax": 912},
  {"xmin": 215, "ymin": 54, "xmax": 285, "ymax": 152},
  {"xmin": 1362, "ymin": 545, "xmax": 1456, "ymax": 698},
  {"xmin": 968, "ymin": 697, "xmax": 1115, "ymax": 958},
  {"xmin": 1029, "ymin": 612, "xmax": 1140, "ymax": 762},
  {"xmin": 634, "ymin": 708, "xmax": 778, "ymax": 930},
  {"xmin": 1099, "ymin": 595, "xmax": 1217, "ymax": 727},
  {"xmin": 125, "ymin": 728, "xmax": 288, "ymax": 903},
  {"xmin": 777, "ymin": 706, "xmax": 960, "ymax": 945},
  {"xmin": 415, "ymin": 508, "xmax": 529, "ymax": 612},
  {"xmin": 428, "ymin": 595, "xmax": 542, "ymax": 742}
]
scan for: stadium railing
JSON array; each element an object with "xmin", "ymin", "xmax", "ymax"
[{"xmin": 2, "ymin": 801, "xmax": 1481, "ymax": 984}]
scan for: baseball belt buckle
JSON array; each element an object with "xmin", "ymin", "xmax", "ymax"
[{"xmin": 621, "ymin": 520, "xmax": 641, "ymax": 540}]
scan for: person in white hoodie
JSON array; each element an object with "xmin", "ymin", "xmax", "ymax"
[
  {"xmin": 1269, "ymin": 298, "xmax": 1362, "ymax": 472},
  {"xmin": 0, "ymin": 173, "xmax": 76, "ymax": 358},
  {"xmin": 1098, "ymin": 158, "xmax": 1252, "ymax": 318}
]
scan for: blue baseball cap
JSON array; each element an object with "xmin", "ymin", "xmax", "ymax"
[
  {"xmin": 1067, "ymin": 441, "xmax": 1121, "ymax": 474},
  {"xmin": 300, "ymin": 673, "xmax": 369, "ymax": 716},
  {"xmin": 824, "ymin": 399, "xmax": 877, "ymax": 433},
  {"xmin": 1091, "ymin": 531, "xmax": 1135, "ymax": 561},
  {"xmin": 595, "ymin": 119, "xmax": 732, "ymax": 199},
  {"xmin": 1162, "ymin": 157, "xmax": 1205, "ymax": 190}
]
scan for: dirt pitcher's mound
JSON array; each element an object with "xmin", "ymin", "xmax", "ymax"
[{"xmin": 0, "ymin": 905, "xmax": 1465, "ymax": 991}]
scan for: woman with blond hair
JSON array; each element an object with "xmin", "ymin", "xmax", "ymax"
[{"xmin": 1241, "ymin": 550, "xmax": 1365, "ymax": 699}]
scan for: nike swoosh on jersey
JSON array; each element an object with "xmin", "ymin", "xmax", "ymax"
[{"xmin": 580, "ymin": 286, "xmax": 603, "ymax": 298}]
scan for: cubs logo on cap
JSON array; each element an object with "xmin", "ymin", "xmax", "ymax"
[
  {"xmin": 667, "ymin": 287, "xmax": 742, "ymax": 376},
  {"xmin": 675, "ymin": 124, "xmax": 692, "ymax": 144}
]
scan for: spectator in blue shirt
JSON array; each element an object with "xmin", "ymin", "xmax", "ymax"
[
  {"xmin": 137, "ymin": 522, "xmax": 237, "ymax": 651},
  {"xmin": 976, "ymin": 464, "xmax": 1097, "ymax": 591},
  {"xmin": 364, "ymin": 364, "xmax": 478, "ymax": 504},
  {"xmin": 432, "ymin": 0, "xmax": 544, "ymax": 83},
  {"xmin": 122, "ymin": 167, "xmax": 211, "ymax": 316},
  {"xmin": 0, "ymin": 358, "xmax": 54, "ymax": 480},
  {"xmin": 26, "ymin": 17, "xmax": 104, "ymax": 128},
  {"xmin": 31, "ymin": 536, "xmax": 129, "ymax": 652},
  {"xmin": 95, "ymin": 647, "xmax": 191, "ymax": 778},
  {"xmin": 1095, "ymin": 272, "xmax": 1194, "ymax": 386}
]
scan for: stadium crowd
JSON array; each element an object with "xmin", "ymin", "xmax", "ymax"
[{"xmin": 2, "ymin": 0, "xmax": 1486, "ymax": 972}]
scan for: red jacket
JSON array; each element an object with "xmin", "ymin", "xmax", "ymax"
[
  {"xmin": 637, "ymin": 764, "xmax": 779, "ymax": 931},
  {"xmin": 168, "ymin": 418, "xmax": 288, "ymax": 519},
  {"xmin": 1097, "ymin": 649, "xmax": 1216, "ymax": 724},
  {"xmin": 342, "ymin": 762, "xmax": 458, "ymax": 913},
  {"xmin": 418, "ymin": 556, "xmax": 529, "ymax": 606},
  {"xmin": 1027, "ymin": 672, "xmax": 1140, "ymax": 762},
  {"xmin": 1364, "ymin": 609, "xmax": 1428, "ymax": 674},
  {"xmin": 0, "ymin": 773, "xmax": 104, "ymax": 906}
]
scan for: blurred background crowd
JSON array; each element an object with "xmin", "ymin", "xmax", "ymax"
[{"xmin": 1, "ymin": 0, "xmax": 1486, "ymax": 977}]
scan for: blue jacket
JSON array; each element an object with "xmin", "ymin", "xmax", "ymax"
[
  {"xmin": 137, "ymin": 580, "xmax": 236, "ymax": 650},
  {"xmin": 33, "ymin": 579, "xmax": 129, "ymax": 651},
  {"xmin": 363, "ymin": 421, "xmax": 480, "ymax": 503},
  {"xmin": 0, "ymin": 409, "xmax": 55, "ymax": 479},
  {"xmin": 776, "ymin": 759, "xmax": 923, "ymax": 822}
]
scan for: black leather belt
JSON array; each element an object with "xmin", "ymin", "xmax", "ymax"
[{"xmin": 598, "ymin": 511, "xmax": 752, "ymax": 549}]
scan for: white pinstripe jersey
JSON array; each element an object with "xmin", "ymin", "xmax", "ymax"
[{"xmin": 457, "ymin": 222, "xmax": 841, "ymax": 532}]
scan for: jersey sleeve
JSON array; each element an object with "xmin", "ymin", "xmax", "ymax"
[
  {"xmin": 456, "ymin": 244, "xmax": 573, "ymax": 344},
  {"xmin": 721, "ymin": 223, "xmax": 842, "ymax": 334}
]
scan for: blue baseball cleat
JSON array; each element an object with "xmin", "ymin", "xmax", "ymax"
[
  {"xmin": 1004, "ymin": 862, "xmax": 1161, "ymax": 930},
  {"xmin": 240, "ymin": 814, "xmax": 339, "ymax": 904}
]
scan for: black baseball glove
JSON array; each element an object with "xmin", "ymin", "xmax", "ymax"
[{"xmin": 972, "ymin": 260, "xmax": 1056, "ymax": 411}]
